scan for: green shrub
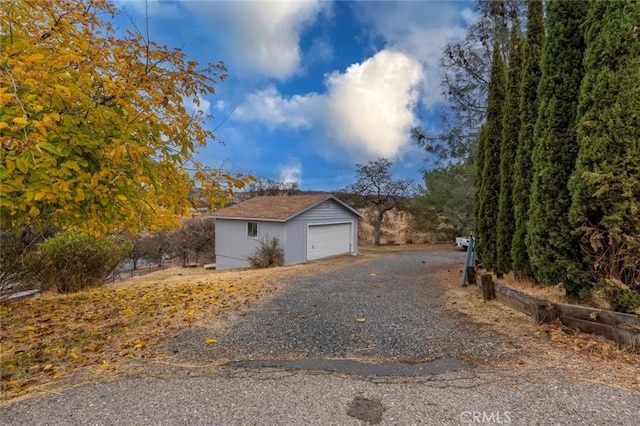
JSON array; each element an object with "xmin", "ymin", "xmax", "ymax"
[
  {"xmin": 36, "ymin": 232, "xmax": 132, "ymax": 293},
  {"xmin": 589, "ymin": 279, "xmax": 640, "ymax": 314},
  {"xmin": 247, "ymin": 235, "xmax": 284, "ymax": 268}
]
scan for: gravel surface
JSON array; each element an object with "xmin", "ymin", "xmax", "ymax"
[
  {"xmin": 166, "ymin": 249, "xmax": 513, "ymax": 364},
  {"xmin": 2, "ymin": 248, "xmax": 639, "ymax": 425}
]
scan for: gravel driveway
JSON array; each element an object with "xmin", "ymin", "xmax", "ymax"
[
  {"xmin": 166, "ymin": 249, "xmax": 512, "ymax": 367},
  {"xmin": 3, "ymin": 248, "xmax": 639, "ymax": 425}
]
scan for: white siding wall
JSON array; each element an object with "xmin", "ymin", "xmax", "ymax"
[
  {"xmin": 215, "ymin": 199, "xmax": 359, "ymax": 269},
  {"xmin": 215, "ymin": 219, "xmax": 286, "ymax": 270}
]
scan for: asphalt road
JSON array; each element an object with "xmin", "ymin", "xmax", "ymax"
[{"xmin": 2, "ymin": 249, "xmax": 639, "ymax": 425}]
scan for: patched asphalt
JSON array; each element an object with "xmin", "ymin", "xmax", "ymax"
[{"xmin": 228, "ymin": 357, "xmax": 470, "ymax": 377}]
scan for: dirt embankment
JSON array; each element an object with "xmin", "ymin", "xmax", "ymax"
[{"xmin": 357, "ymin": 208, "xmax": 440, "ymax": 246}]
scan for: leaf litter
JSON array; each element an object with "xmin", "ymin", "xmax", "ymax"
[
  {"xmin": 0, "ymin": 251, "xmax": 372, "ymax": 401},
  {"xmin": 0, "ymin": 268, "xmax": 279, "ymax": 400}
]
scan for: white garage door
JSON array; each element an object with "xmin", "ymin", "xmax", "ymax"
[{"xmin": 307, "ymin": 223, "xmax": 352, "ymax": 261}]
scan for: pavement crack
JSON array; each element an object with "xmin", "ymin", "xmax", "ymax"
[{"xmin": 226, "ymin": 357, "xmax": 470, "ymax": 378}]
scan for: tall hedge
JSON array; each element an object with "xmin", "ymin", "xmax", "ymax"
[
  {"xmin": 527, "ymin": 0, "xmax": 588, "ymax": 287},
  {"xmin": 511, "ymin": 0, "xmax": 544, "ymax": 278},
  {"xmin": 496, "ymin": 21, "xmax": 524, "ymax": 273},
  {"xmin": 474, "ymin": 124, "xmax": 488, "ymax": 237},
  {"xmin": 475, "ymin": 41, "xmax": 506, "ymax": 271},
  {"xmin": 568, "ymin": 0, "xmax": 640, "ymax": 307}
]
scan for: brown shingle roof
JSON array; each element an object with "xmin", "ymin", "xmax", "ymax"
[{"xmin": 211, "ymin": 194, "xmax": 360, "ymax": 221}]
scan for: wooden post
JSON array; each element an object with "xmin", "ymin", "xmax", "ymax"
[
  {"xmin": 466, "ymin": 266, "xmax": 476, "ymax": 286},
  {"xmin": 481, "ymin": 274, "xmax": 495, "ymax": 301}
]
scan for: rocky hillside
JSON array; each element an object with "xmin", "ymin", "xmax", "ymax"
[{"xmin": 357, "ymin": 207, "xmax": 440, "ymax": 246}]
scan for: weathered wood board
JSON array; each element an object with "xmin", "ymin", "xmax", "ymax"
[
  {"xmin": 494, "ymin": 283, "xmax": 557, "ymax": 324},
  {"xmin": 474, "ymin": 274, "xmax": 640, "ymax": 352}
]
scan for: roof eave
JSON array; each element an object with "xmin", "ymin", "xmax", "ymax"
[{"xmin": 209, "ymin": 216, "xmax": 287, "ymax": 222}]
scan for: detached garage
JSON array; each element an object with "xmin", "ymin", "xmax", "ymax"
[{"xmin": 212, "ymin": 194, "xmax": 362, "ymax": 270}]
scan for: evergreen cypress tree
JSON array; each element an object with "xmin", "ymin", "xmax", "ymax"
[
  {"xmin": 476, "ymin": 41, "xmax": 506, "ymax": 271},
  {"xmin": 511, "ymin": 0, "xmax": 544, "ymax": 278},
  {"xmin": 568, "ymin": 0, "xmax": 640, "ymax": 303},
  {"xmin": 474, "ymin": 125, "xmax": 488, "ymax": 237},
  {"xmin": 527, "ymin": 0, "xmax": 588, "ymax": 287},
  {"xmin": 496, "ymin": 21, "xmax": 524, "ymax": 273}
]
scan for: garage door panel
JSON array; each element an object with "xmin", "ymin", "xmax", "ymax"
[{"xmin": 307, "ymin": 223, "xmax": 351, "ymax": 261}]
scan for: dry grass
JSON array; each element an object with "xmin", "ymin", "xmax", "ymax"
[
  {"xmin": 492, "ymin": 271, "xmax": 568, "ymax": 304},
  {"xmin": 478, "ymin": 269, "xmax": 640, "ymax": 313},
  {"xmin": 0, "ymin": 275, "xmax": 269, "ymax": 400},
  {"xmin": 0, "ymin": 253, "xmax": 375, "ymax": 401},
  {"xmin": 436, "ymin": 267, "xmax": 640, "ymax": 395}
]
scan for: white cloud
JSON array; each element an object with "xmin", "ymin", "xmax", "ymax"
[
  {"xmin": 278, "ymin": 158, "xmax": 303, "ymax": 185},
  {"xmin": 215, "ymin": 100, "xmax": 227, "ymax": 112},
  {"xmin": 184, "ymin": 1, "xmax": 328, "ymax": 80},
  {"xmin": 185, "ymin": 96, "xmax": 211, "ymax": 116},
  {"xmin": 323, "ymin": 50, "xmax": 424, "ymax": 159},
  {"xmin": 353, "ymin": 2, "xmax": 468, "ymax": 108},
  {"xmin": 234, "ymin": 85, "xmax": 322, "ymax": 129},
  {"xmin": 234, "ymin": 49, "xmax": 424, "ymax": 162},
  {"xmin": 222, "ymin": 2, "xmax": 471, "ymax": 166},
  {"xmin": 393, "ymin": 26, "xmax": 468, "ymax": 107},
  {"xmin": 461, "ymin": 7, "xmax": 479, "ymax": 27}
]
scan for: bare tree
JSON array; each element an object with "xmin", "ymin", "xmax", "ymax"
[
  {"xmin": 246, "ymin": 179, "xmax": 301, "ymax": 197},
  {"xmin": 167, "ymin": 218, "xmax": 215, "ymax": 267},
  {"xmin": 346, "ymin": 159, "xmax": 418, "ymax": 246},
  {"xmin": 413, "ymin": 0, "xmax": 524, "ymax": 164},
  {"xmin": 127, "ymin": 231, "xmax": 171, "ymax": 270}
]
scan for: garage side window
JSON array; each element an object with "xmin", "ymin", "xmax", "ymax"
[{"xmin": 247, "ymin": 221, "xmax": 258, "ymax": 239}]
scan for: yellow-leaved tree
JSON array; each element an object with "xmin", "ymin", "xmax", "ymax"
[{"xmin": 0, "ymin": 0, "xmax": 251, "ymax": 234}]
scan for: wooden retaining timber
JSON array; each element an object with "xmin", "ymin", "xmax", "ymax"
[
  {"xmin": 555, "ymin": 303, "xmax": 640, "ymax": 351},
  {"xmin": 476, "ymin": 273, "xmax": 640, "ymax": 352},
  {"xmin": 494, "ymin": 283, "xmax": 557, "ymax": 324}
]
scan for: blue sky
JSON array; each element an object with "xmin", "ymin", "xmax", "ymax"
[{"xmin": 117, "ymin": 1, "xmax": 475, "ymax": 191}]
